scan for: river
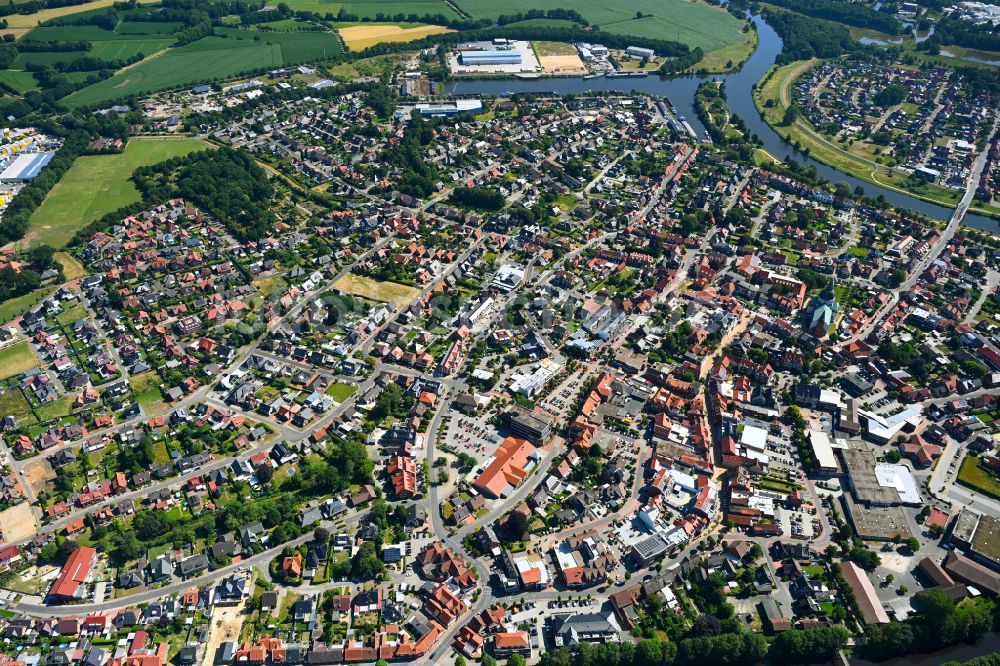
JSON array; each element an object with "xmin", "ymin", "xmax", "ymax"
[
  {"xmin": 849, "ymin": 632, "xmax": 1000, "ymax": 666},
  {"xmin": 444, "ymin": 16, "xmax": 1000, "ymax": 233}
]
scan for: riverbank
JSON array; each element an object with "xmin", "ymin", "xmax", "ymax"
[{"xmin": 752, "ymin": 59, "xmax": 1000, "ymax": 220}]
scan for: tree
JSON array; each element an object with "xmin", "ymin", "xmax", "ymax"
[
  {"xmin": 455, "ymin": 656, "xmax": 466, "ymax": 666},
  {"xmin": 502, "ymin": 511, "xmax": 530, "ymax": 542},
  {"xmin": 508, "ymin": 656, "xmax": 526, "ymax": 666},
  {"xmin": 314, "ymin": 527, "xmax": 331, "ymax": 544},
  {"xmin": 905, "ymin": 537, "xmax": 920, "ymax": 553},
  {"xmin": 351, "ymin": 541, "xmax": 385, "ymax": 581},
  {"xmin": 690, "ymin": 614, "xmax": 723, "ymax": 637},
  {"xmin": 782, "ymin": 103, "xmax": 801, "ymax": 126},
  {"xmin": 771, "ymin": 626, "xmax": 849, "ymax": 664},
  {"xmin": 256, "ymin": 463, "xmax": 274, "ymax": 484}
]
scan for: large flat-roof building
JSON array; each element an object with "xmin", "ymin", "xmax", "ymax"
[
  {"xmin": 808, "ymin": 430, "xmax": 839, "ymax": 475},
  {"xmin": 0, "ymin": 152, "xmax": 53, "ymax": 183},
  {"xmin": 414, "ymin": 99, "xmax": 483, "ymax": 118},
  {"xmin": 459, "ymin": 50, "xmax": 522, "ymax": 66},
  {"xmin": 625, "ymin": 46, "xmax": 655, "ymax": 58},
  {"xmin": 504, "ymin": 406, "xmax": 554, "ymax": 444}
]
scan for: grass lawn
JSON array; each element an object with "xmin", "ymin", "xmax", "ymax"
[
  {"xmin": 693, "ymin": 27, "xmax": 758, "ymax": 73},
  {"xmin": 55, "ymin": 302, "xmax": 88, "ymax": 327},
  {"xmin": 323, "ymin": 54, "xmax": 397, "ymax": 81},
  {"xmin": 325, "ymin": 382, "xmax": 358, "ymax": 402},
  {"xmin": 27, "ymin": 138, "xmax": 209, "ymax": 248},
  {"xmin": 55, "ymin": 252, "xmax": 87, "ymax": 281},
  {"xmin": 0, "ymin": 342, "xmax": 38, "ymax": 380},
  {"xmin": 337, "ymin": 23, "xmax": 453, "ymax": 51},
  {"xmin": 332, "ymin": 273, "xmax": 421, "ymax": 307},
  {"xmin": 455, "ymin": 0, "xmax": 748, "ymax": 53},
  {"xmin": 0, "ymin": 287, "xmax": 55, "ymax": 325},
  {"xmin": 533, "ymin": 40, "xmax": 578, "ymax": 57},
  {"xmin": 957, "ymin": 456, "xmax": 1000, "ymax": 500},
  {"xmin": 34, "ymin": 395, "xmax": 76, "ymax": 422},
  {"xmin": 151, "ymin": 440, "xmax": 170, "ymax": 465},
  {"xmin": 0, "ymin": 387, "xmax": 35, "ymax": 423},
  {"xmin": 132, "ymin": 371, "xmax": 167, "ymax": 416}
]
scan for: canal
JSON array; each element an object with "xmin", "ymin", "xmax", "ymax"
[{"xmin": 444, "ymin": 16, "xmax": 1000, "ymax": 233}]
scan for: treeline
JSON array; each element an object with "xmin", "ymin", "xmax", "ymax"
[
  {"xmin": 763, "ymin": 0, "xmax": 903, "ymax": 34},
  {"xmin": 25, "ymin": 51, "xmax": 143, "ymax": 74},
  {"xmin": 660, "ymin": 47, "xmax": 704, "ymax": 74},
  {"xmin": 15, "ymin": 40, "xmax": 90, "ymax": 52},
  {"xmin": 0, "ymin": 0, "xmax": 90, "ymax": 18},
  {"xmin": 0, "ymin": 129, "xmax": 90, "ymax": 245},
  {"xmin": 764, "ymin": 9, "xmax": 856, "ymax": 63},
  {"xmin": 320, "ymin": 7, "xmax": 587, "ymax": 31},
  {"xmin": 538, "ymin": 632, "xmax": 769, "ymax": 666},
  {"xmin": 927, "ymin": 15, "xmax": 1000, "ymax": 53},
  {"xmin": 132, "ymin": 147, "xmax": 276, "ymax": 241},
  {"xmin": 859, "ymin": 589, "xmax": 993, "ymax": 661},
  {"xmin": 539, "ymin": 627, "xmax": 852, "ymax": 666},
  {"xmin": 450, "ymin": 186, "xmax": 505, "ymax": 211},
  {"xmin": 0, "ymin": 42, "xmax": 15, "ymax": 69}
]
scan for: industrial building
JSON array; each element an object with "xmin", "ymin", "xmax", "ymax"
[
  {"xmin": 414, "ymin": 99, "xmax": 483, "ymax": 118},
  {"xmin": 625, "ymin": 46, "xmax": 655, "ymax": 59},
  {"xmin": 0, "ymin": 152, "xmax": 54, "ymax": 184},
  {"xmin": 459, "ymin": 50, "xmax": 522, "ymax": 66}
]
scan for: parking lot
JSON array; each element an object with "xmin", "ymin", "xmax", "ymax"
[
  {"xmin": 776, "ymin": 505, "xmax": 817, "ymax": 540},
  {"xmin": 442, "ymin": 410, "xmax": 502, "ymax": 466}
]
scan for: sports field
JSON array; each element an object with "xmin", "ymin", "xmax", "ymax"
[
  {"xmin": 281, "ymin": 0, "xmax": 459, "ymax": 19},
  {"xmin": 27, "ymin": 138, "xmax": 209, "ymax": 248},
  {"xmin": 333, "ymin": 274, "xmax": 421, "ymax": 306},
  {"xmin": 63, "ymin": 30, "xmax": 343, "ymax": 108},
  {"xmin": 453, "ymin": 0, "xmax": 747, "ymax": 53},
  {"xmin": 0, "ymin": 341, "xmax": 37, "ymax": 380},
  {"xmin": 338, "ymin": 23, "xmax": 453, "ymax": 51}
]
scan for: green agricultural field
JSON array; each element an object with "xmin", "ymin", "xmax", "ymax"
[
  {"xmin": 15, "ymin": 24, "xmax": 177, "ymax": 68},
  {"xmin": 453, "ymin": 0, "xmax": 748, "ymax": 53},
  {"xmin": 27, "ymin": 138, "xmax": 209, "ymax": 248},
  {"xmin": 13, "ymin": 39, "xmax": 173, "ymax": 67},
  {"xmin": 63, "ymin": 29, "xmax": 343, "ymax": 108},
  {"xmin": 280, "ymin": 0, "xmax": 459, "ymax": 20},
  {"xmin": 0, "ymin": 70, "xmax": 38, "ymax": 93}
]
